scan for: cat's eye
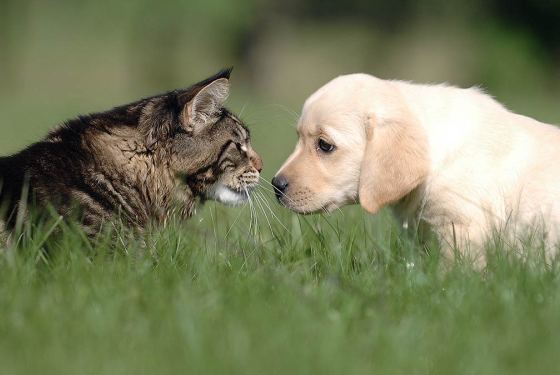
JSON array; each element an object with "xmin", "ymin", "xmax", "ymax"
[
  {"xmin": 236, "ymin": 142, "xmax": 248, "ymax": 153},
  {"xmin": 317, "ymin": 138, "xmax": 335, "ymax": 153}
]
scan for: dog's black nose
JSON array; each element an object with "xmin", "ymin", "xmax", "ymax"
[{"xmin": 271, "ymin": 175, "xmax": 289, "ymax": 199}]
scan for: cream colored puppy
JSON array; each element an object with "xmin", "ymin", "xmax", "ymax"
[{"xmin": 272, "ymin": 74, "xmax": 560, "ymax": 257}]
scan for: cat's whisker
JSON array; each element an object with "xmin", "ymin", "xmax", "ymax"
[
  {"xmin": 256, "ymin": 178, "xmax": 282, "ymax": 194},
  {"xmin": 255, "ymin": 182, "xmax": 277, "ymax": 196},
  {"xmin": 249, "ymin": 204, "xmax": 257, "ymax": 239},
  {"xmin": 256, "ymin": 184, "xmax": 284, "ymax": 200},
  {"xmin": 258, "ymin": 176, "xmax": 345, "ymax": 218},
  {"xmin": 257, "ymin": 177, "xmax": 298, "ymax": 207},
  {"xmin": 255, "ymin": 191, "xmax": 290, "ymax": 234},
  {"xmin": 268, "ymin": 104, "xmax": 300, "ymax": 124},
  {"xmin": 253, "ymin": 196, "xmax": 262, "ymax": 232},
  {"xmin": 246, "ymin": 190, "xmax": 255, "ymax": 238},
  {"xmin": 255, "ymin": 191, "xmax": 290, "ymax": 233},
  {"xmin": 258, "ymin": 175, "xmax": 277, "ymax": 189},
  {"xmin": 257, "ymin": 184, "xmax": 296, "ymax": 208},
  {"xmin": 252, "ymin": 199, "xmax": 261, "ymax": 239},
  {"xmin": 238, "ymin": 101, "xmax": 249, "ymax": 118},
  {"xmin": 257, "ymin": 177, "xmax": 291, "ymax": 199},
  {"xmin": 253, "ymin": 192, "xmax": 275, "ymax": 237},
  {"xmin": 244, "ymin": 186, "xmax": 259, "ymax": 240},
  {"xmin": 225, "ymin": 203, "xmax": 247, "ymax": 238}
]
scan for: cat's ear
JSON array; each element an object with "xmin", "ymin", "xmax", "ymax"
[{"xmin": 181, "ymin": 76, "xmax": 230, "ymax": 133}]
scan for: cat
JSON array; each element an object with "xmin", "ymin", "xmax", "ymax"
[{"xmin": 0, "ymin": 69, "xmax": 262, "ymax": 236}]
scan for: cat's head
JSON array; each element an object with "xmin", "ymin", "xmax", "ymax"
[{"xmin": 137, "ymin": 69, "xmax": 262, "ymax": 205}]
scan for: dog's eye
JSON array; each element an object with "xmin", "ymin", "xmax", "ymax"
[{"xmin": 318, "ymin": 139, "xmax": 335, "ymax": 153}]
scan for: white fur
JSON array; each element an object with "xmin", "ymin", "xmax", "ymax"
[
  {"xmin": 207, "ymin": 183, "xmax": 248, "ymax": 206},
  {"xmin": 285, "ymin": 73, "xmax": 560, "ymax": 256},
  {"xmin": 394, "ymin": 80, "xmax": 560, "ymax": 248}
]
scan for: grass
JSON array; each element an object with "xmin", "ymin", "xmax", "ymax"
[
  {"xmin": 1, "ymin": 196, "xmax": 560, "ymax": 375},
  {"xmin": 2, "ymin": 3, "xmax": 560, "ymax": 372},
  {"xmin": 1, "ymin": 89, "xmax": 559, "ymax": 374}
]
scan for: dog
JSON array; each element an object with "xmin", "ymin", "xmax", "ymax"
[{"xmin": 272, "ymin": 73, "xmax": 560, "ymax": 259}]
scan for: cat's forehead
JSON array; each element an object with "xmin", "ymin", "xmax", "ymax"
[{"xmin": 220, "ymin": 110, "xmax": 250, "ymax": 140}]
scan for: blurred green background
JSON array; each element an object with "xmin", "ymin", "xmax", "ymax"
[
  {"xmin": 0, "ymin": 0, "xmax": 559, "ymax": 175},
  {"xmin": 2, "ymin": 3, "xmax": 560, "ymax": 373}
]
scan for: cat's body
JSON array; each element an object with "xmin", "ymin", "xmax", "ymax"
[
  {"xmin": 0, "ymin": 69, "xmax": 262, "ymax": 235},
  {"xmin": 0, "ymin": 107, "xmax": 189, "ymax": 232}
]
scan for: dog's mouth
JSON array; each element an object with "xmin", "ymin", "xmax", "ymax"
[
  {"xmin": 277, "ymin": 190, "xmax": 347, "ymax": 215},
  {"xmin": 277, "ymin": 195, "xmax": 324, "ymax": 215}
]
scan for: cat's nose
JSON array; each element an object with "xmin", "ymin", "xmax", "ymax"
[
  {"xmin": 249, "ymin": 150, "xmax": 263, "ymax": 173},
  {"xmin": 271, "ymin": 175, "xmax": 289, "ymax": 199},
  {"xmin": 251, "ymin": 155, "xmax": 263, "ymax": 173}
]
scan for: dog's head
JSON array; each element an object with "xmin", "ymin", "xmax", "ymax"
[{"xmin": 272, "ymin": 74, "xmax": 429, "ymax": 214}]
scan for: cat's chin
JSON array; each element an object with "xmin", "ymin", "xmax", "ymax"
[{"xmin": 206, "ymin": 183, "xmax": 250, "ymax": 206}]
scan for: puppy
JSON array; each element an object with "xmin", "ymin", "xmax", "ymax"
[{"xmin": 273, "ymin": 74, "xmax": 560, "ymax": 259}]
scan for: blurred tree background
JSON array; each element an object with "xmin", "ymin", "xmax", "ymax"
[{"xmin": 0, "ymin": 0, "xmax": 558, "ymax": 172}]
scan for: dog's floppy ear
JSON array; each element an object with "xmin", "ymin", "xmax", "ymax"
[{"xmin": 358, "ymin": 112, "xmax": 429, "ymax": 214}]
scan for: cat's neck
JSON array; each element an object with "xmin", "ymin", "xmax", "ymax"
[{"xmin": 85, "ymin": 129, "xmax": 196, "ymax": 227}]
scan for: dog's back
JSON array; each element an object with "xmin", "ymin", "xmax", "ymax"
[{"xmin": 395, "ymin": 79, "xmax": 560, "ymax": 248}]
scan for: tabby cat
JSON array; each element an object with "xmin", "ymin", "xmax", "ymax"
[{"xmin": 0, "ymin": 69, "xmax": 262, "ymax": 235}]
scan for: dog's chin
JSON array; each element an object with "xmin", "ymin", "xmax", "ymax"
[
  {"xmin": 207, "ymin": 183, "xmax": 250, "ymax": 206},
  {"xmin": 277, "ymin": 197, "xmax": 335, "ymax": 215},
  {"xmin": 278, "ymin": 193, "xmax": 352, "ymax": 214}
]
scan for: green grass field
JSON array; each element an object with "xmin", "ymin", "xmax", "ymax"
[
  {"xmin": 1, "ymin": 85, "xmax": 560, "ymax": 374},
  {"xmin": 1, "ymin": 190, "xmax": 560, "ymax": 374},
  {"xmin": 1, "ymin": 1, "xmax": 560, "ymax": 373}
]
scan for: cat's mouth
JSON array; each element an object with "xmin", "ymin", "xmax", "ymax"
[{"xmin": 206, "ymin": 182, "xmax": 255, "ymax": 206}]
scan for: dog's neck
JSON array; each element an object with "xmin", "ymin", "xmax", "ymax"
[{"xmin": 391, "ymin": 181, "xmax": 429, "ymax": 227}]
